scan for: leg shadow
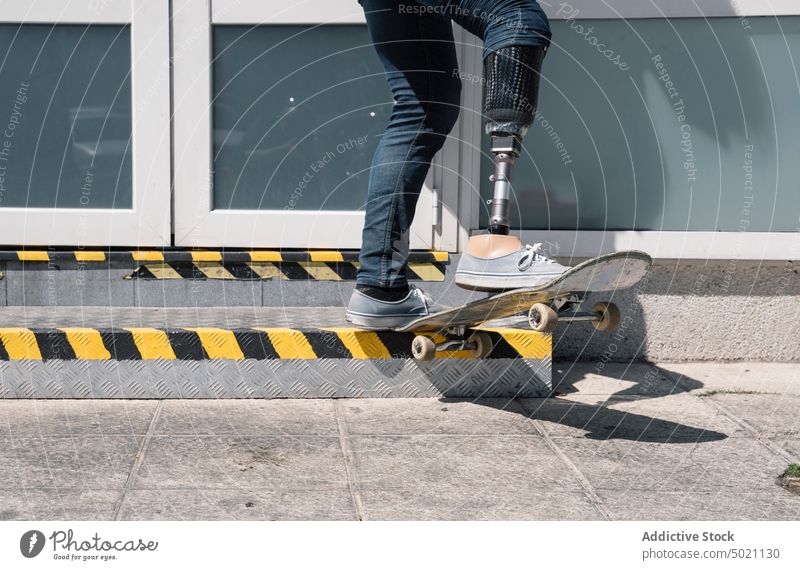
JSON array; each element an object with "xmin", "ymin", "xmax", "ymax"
[{"xmin": 448, "ymin": 362, "xmax": 728, "ymax": 443}]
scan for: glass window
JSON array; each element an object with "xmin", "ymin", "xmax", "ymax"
[
  {"xmin": 212, "ymin": 25, "xmax": 391, "ymax": 211},
  {"xmin": 0, "ymin": 24, "xmax": 132, "ymax": 209},
  {"xmin": 479, "ymin": 17, "xmax": 800, "ymax": 232}
]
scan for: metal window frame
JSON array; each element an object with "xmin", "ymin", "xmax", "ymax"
[
  {"xmin": 536, "ymin": 0, "xmax": 799, "ymax": 19},
  {"xmin": 212, "ymin": 0, "xmax": 800, "ymax": 22},
  {"xmin": 173, "ymin": 0, "xmax": 459, "ymax": 249},
  {"xmin": 0, "ymin": 0, "xmax": 171, "ymax": 246},
  {"xmin": 453, "ymin": 3, "xmax": 800, "ymax": 260}
]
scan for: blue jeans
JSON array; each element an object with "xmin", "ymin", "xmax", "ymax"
[{"xmin": 356, "ymin": 0, "xmax": 551, "ymax": 288}]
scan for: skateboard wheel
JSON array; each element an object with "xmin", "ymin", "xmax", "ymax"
[
  {"xmin": 528, "ymin": 303, "xmax": 558, "ymax": 333},
  {"xmin": 592, "ymin": 302, "xmax": 620, "ymax": 331},
  {"xmin": 468, "ymin": 332, "xmax": 494, "ymax": 358},
  {"xmin": 411, "ymin": 335, "xmax": 436, "ymax": 362}
]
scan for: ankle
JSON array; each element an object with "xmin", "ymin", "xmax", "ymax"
[{"xmin": 356, "ymin": 284, "xmax": 410, "ymax": 302}]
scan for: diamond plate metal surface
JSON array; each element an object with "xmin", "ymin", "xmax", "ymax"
[
  {"xmin": 0, "ymin": 358, "xmax": 550, "ymax": 398},
  {"xmin": 0, "ymin": 307, "xmax": 350, "ymax": 328}
]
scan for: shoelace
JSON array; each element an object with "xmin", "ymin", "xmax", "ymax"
[
  {"xmin": 517, "ymin": 242, "xmax": 556, "ymax": 271},
  {"xmin": 410, "ymin": 285, "xmax": 452, "ymax": 312},
  {"xmin": 409, "ymin": 285, "xmax": 431, "ymax": 312}
]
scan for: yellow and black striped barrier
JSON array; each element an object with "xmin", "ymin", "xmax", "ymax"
[
  {"xmin": 127, "ymin": 260, "xmax": 447, "ymax": 281},
  {"xmin": 0, "ymin": 249, "xmax": 449, "ymax": 282},
  {"xmin": 0, "ymin": 327, "xmax": 550, "ymax": 361}
]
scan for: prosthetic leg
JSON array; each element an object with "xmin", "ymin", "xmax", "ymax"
[{"xmin": 466, "ymin": 45, "xmax": 547, "ymax": 259}]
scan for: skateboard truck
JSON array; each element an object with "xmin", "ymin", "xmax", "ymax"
[
  {"xmin": 411, "ymin": 329, "xmax": 494, "ymax": 362},
  {"xmin": 410, "ymin": 298, "xmax": 620, "ymax": 361},
  {"xmin": 528, "ymin": 295, "xmax": 621, "ymax": 334}
]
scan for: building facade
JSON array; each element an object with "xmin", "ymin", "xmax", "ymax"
[{"xmin": 0, "ymin": 0, "xmax": 798, "ymax": 361}]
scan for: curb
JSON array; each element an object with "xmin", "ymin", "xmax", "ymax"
[{"xmin": 0, "ymin": 327, "xmax": 550, "ymax": 361}]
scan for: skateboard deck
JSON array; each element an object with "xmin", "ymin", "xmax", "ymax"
[{"xmin": 397, "ymin": 250, "xmax": 652, "ymax": 333}]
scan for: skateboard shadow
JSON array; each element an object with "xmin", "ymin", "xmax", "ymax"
[{"xmin": 449, "ymin": 363, "xmax": 728, "ymax": 443}]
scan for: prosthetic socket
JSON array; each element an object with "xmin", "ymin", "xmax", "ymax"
[{"xmin": 483, "ymin": 45, "xmax": 546, "ymax": 234}]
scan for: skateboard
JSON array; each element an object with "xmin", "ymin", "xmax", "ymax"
[{"xmin": 398, "ymin": 250, "xmax": 653, "ymax": 361}]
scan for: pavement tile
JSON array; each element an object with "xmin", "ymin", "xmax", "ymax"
[
  {"xmin": 117, "ymin": 488, "xmax": 355, "ymax": 521},
  {"xmin": 0, "ymin": 400, "xmax": 156, "ymax": 437},
  {"xmin": 360, "ymin": 488, "xmax": 603, "ymax": 521},
  {"xmin": 705, "ymin": 394, "xmax": 800, "ymax": 437},
  {"xmin": 598, "ymin": 489, "xmax": 800, "ymax": 520},
  {"xmin": 133, "ymin": 436, "xmax": 346, "ymax": 490},
  {"xmin": 517, "ymin": 395, "xmax": 741, "ymax": 441},
  {"xmin": 658, "ymin": 363, "xmax": 800, "ymax": 396},
  {"xmin": 771, "ymin": 437, "xmax": 799, "ymax": 462},
  {"xmin": 339, "ymin": 398, "xmax": 540, "ymax": 435},
  {"xmin": 0, "ymin": 436, "xmax": 141, "ymax": 490},
  {"xmin": 153, "ymin": 400, "xmax": 338, "ymax": 436},
  {"xmin": 551, "ymin": 363, "xmax": 685, "ymax": 397},
  {"xmin": 550, "ymin": 436, "xmax": 790, "ymax": 493},
  {"xmin": 349, "ymin": 435, "xmax": 579, "ymax": 491},
  {"xmin": 0, "ymin": 489, "xmax": 122, "ymax": 520}
]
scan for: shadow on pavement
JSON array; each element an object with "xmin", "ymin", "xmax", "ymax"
[{"xmin": 450, "ymin": 363, "xmax": 728, "ymax": 443}]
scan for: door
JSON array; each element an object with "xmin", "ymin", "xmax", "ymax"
[
  {"xmin": 173, "ymin": 0, "xmax": 461, "ymax": 250},
  {"xmin": 0, "ymin": 0, "xmax": 170, "ymax": 246}
]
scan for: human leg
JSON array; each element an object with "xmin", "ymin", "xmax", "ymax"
[{"xmin": 355, "ymin": 0, "xmax": 462, "ymax": 290}]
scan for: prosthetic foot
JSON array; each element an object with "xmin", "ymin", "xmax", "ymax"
[{"xmin": 456, "ymin": 45, "xmax": 569, "ymax": 291}]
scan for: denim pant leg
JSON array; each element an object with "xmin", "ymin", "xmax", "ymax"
[
  {"xmin": 356, "ymin": 0, "xmax": 462, "ymax": 288},
  {"xmin": 415, "ymin": 0, "xmax": 552, "ymax": 57}
]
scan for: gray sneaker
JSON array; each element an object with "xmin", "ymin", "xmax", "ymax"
[
  {"xmin": 455, "ymin": 242, "xmax": 570, "ymax": 291},
  {"xmin": 346, "ymin": 285, "xmax": 440, "ymax": 330}
]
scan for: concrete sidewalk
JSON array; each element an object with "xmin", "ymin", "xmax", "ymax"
[{"xmin": 0, "ymin": 362, "xmax": 798, "ymax": 521}]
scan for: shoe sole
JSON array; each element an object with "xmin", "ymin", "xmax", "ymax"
[
  {"xmin": 454, "ymin": 271, "xmax": 561, "ymax": 292},
  {"xmin": 345, "ymin": 311, "xmax": 418, "ymax": 331}
]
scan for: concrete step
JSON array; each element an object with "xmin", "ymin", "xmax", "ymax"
[{"xmin": 0, "ymin": 307, "xmax": 552, "ymax": 399}]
